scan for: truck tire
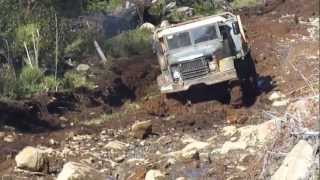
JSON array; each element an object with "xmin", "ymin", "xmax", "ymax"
[{"xmin": 229, "ymin": 82, "xmax": 242, "ymax": 108}]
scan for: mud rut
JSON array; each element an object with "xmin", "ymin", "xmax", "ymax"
[{"xmin": 0, "ymin": 0, "xmax": 319, "ymax": 176}]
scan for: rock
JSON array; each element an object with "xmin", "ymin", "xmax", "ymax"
[
  {"xmin": 268, "ymin": 91, "xmax": 285, "ymax": 101},
  {"xmin": 157, "ymin": 136, "xmax": 172, "ymax": 145},
  {"xmin": 176, "ymin": 177, "xmax": 186, "ymax": 180},
  {"xmin": 76, "ymin": 64, "xmax": 90, "ymax": 72},
  {"xmin": 222, "ymin": 126, "xmax": 238, "ymax": 137},
  {"xmin": 115, "ymin": 155, "xmax": 126, "ymax": 163},
  {"xmin": 199, "ymin": 152, "xmax": 211, "ymax": 163},
  {"xmin": 127, "ymin": 167, "xmax": 147, "ymax": 180},
  {"xmin": 182, "ymin": 141, "xmax": 209, "ymax": 152},
  {"xmin": 3, "ymin": 134, "xmax": 16, "ymax": 143},
  {"xmin": 181, "ymin": 150, "xmax": 199, "ymax": 160},
  {"xmin": 220, "ymin": 119, "xmax": 279, "ymax": 154},
  {"xmin": 57, "ymin": 162, "xmax": 105, "ymax": 180},
  {"xmin": 104, "ymin": 140, "xmax": 128, "ymax": 151},
  {"xmin": 130, "ymin": 120, "xmax": 152, "ymax": 139},
  {"xmin": 176, "ymin": 7, "xmax": 194, "ymax": 16},
  {"xmin": 272, "ymin": 100, "xmax": 289, "ymax": 107},
  {"xmin": 160, "ymin": 20, "xmax": 170, "ymax": 28},
  {"xmin": 168, "ymin": 140, "xmax": 209, "ymax": 161},
  {"xmin": 15, "ymin": 146, "xmax": 48, "ymax": 172},
  {"xmin": 145, "ymin": 169, "xmax": 165, "ymax": 180},
  {"xmin": 140, "ymin": 23, "xmax": 156, "ymax": 32},
  {"xmin": 271, "ymin": 140, "xmax": 314, "ymax": 180}
]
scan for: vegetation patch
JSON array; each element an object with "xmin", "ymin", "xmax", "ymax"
[
  {"xmin": 104, "ymin": 29, "xmax": 153, "ymax": 58},
  {"xmin": 230, "ymin": 0, "xmax": 259, "ymax": 9}
]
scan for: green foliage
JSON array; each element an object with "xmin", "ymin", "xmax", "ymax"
[
  {"xmin": 64, "ymin": 71, "xmax": 94, "ymax": 90},
  {"xmin": 0, "ymin": 64, "xmax": 16, "ymax": 98},
  {"xmin": 15, "ymin": 66, "xmax": 44, "ymax": 97},
  {"xmin": 86, "ymin": 0, "xmax": 122, "ymax": 13},
  {"xmin": 193, "ymin": 1, "xmax": 217, "ymax": 16},
  {"xmin": 230, "ymin": 0, "xmax": 258, "ymax": 8},
  {"xmin": 148, "ymin": 0, "xmax": 166, "ymax": 17},
  {"xmin": 15, "ymin": 23, "xmax": 39, "ymax": 46},
  {"xmin": 104, "ymin": 29, "xmax": 153, "ymax": 58}
]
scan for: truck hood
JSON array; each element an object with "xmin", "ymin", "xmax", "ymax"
[{"xmin": 167, "ymin": 40, "xmax": 223, "ymax": 64}]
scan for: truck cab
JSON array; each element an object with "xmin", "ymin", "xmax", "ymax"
[{"xmin": 153, "ymin": 12, "xmax": 249, "ymax": 94}]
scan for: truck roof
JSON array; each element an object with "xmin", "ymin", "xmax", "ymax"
[{"xmin": 156, "ymin": 13, "xmax": 234, "ymax": 38}]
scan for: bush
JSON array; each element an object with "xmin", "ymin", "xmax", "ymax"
[
  {"xmin": 104, "ymin": 29, "xmax": 152, "ymax": 58},
  {"xmin": 63, "ymin": 71, "xmax": 94, "ymax": 90},
  {"xmin": 193, "ymin": 1, "xmax": 217, "ymax": 16},
  {"xmin": 230, "ymin": 0, "xmax": 258, "ymax": 9},
  {"xmin": 0, "ymin": 64, "xmax": 16, "ymax": 98},
  {"xmin": 86, "ymin": 0, "xmax": 122, "ymax": 13},
  {"xmin": 15, "ymin": 66, "xmax": 44, "ymax": 97}
]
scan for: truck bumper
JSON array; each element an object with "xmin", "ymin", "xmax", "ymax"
[{"xmin": 159, "ymin": 69, "xmax": 238, "ymax": 94}]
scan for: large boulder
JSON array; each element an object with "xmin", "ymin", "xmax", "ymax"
[
  {"xmin": 130, "ymin": 120, "xmax": 152, "ymax": 139},
  {"xmin": 57, "ymin": 162, "xmax": 105, "ymax": 180},
  {"xmin": 145, "ymin": 169, "xmax": 165, "ymax": 180},
  {"xmin": 15, "ymin": 146, "xmax": 48, "ymax": 172},
  {"xmin": 271, "ymin": 140, "xmax": 315, "ymax": 180},
  {"xmin": 219, "ymin": 119, "xmax": 280, "ymax": 154}
]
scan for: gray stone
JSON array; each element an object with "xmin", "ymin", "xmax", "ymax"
[
  {"xmin": 271, "ymin": 140, "xmax": 314, "ymax": 180},
  {"xmin": 57, "ymin": 162, "xmax": 105, "ymax": 180},
  {"xmin": 15, "ymin": 146, "xmax": 48, "ymax": 172},
  {"xmin": 145, "ymin": 169, "xmax": 165, "ymax": 180},
  {"xmin": 130, "ymin": 120, "xmax": 152, "ymax": 139}
]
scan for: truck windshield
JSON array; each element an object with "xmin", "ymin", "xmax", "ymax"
[
  {"xmin": 191, "ymin": 25, "xmax": 218, "ymax": 44},
  {"xmin": 166, "ymin": 32, "xmax": 191, "ymax": 50}
]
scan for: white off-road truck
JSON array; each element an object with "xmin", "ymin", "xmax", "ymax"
[{"xmin": 153, "ymin": 12, "xmax": 250, "ymax": 95}]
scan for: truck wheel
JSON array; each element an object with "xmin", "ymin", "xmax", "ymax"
[{"xmin": 230, "ymin": 84, "xmax": 242, "ymax": 108}]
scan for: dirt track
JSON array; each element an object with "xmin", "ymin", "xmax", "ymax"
[{"xmin": 0, "ymin": 0, "xmax": 319, "ymax": 179}]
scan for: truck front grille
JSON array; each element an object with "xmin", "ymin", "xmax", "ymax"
[{"xmin": 179, "ymin": 58, "xmax": 209, "ymax": 80}]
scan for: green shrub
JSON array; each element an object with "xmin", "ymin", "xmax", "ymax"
[
  {"xmin": 193, "ymin": 1, "xmax": 217, "ymax": 16},
  {"xmin": 104, "ymin": 29, "xmax": 152, "ymax": 58},
  {"xmin": 15, "ymin": 66, "xmax": 45, "ymax": 97},
  {"xmin": 230, "ymin": 0, "xmax": 258, "ymax": 9},
  {"xmin": 0, "ymin": 64, "xmax": 16, "ymax": 98},
  {"xmin": 86, "ymin": 0, "xmax": 122, "ymax": 13},
  {"xmin": 41, "ymin": 76, "xmax": 61, "ymax": 92},
  {"xmin": 63, "ymin": 71, "xmax": 94, "ymax": 90}
]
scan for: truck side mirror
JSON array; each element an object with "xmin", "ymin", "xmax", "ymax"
[{"xmin": 232, "ymin": 21, "xmax": 241, "ymax": 35}]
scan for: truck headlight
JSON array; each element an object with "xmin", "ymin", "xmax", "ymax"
[
  {"xmin": 173, "ymin": 70, "xmax": 181, "ymax": 80},
  {"xmin": 209, "ymin": 61, "xmax": 218, "ymax": 71}
]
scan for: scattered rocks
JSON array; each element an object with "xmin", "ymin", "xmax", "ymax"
[
  {"xmin": 130, "ymin": 120, "xmax": 152, "ymax": 139},
  {"xmin": 15, "ymin": 146, "xmax": 48, "ymax": 172},
  {"xmin": 271, "ymin": 140, "xmax": 315, "ymax": 180},
  {"xmin": 57, "ymin": 162, "xmax": 105, "ymax": 180},
  {"xmin": 145, "ymin": 169, "xmax": 165, "ymax": 180}
]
